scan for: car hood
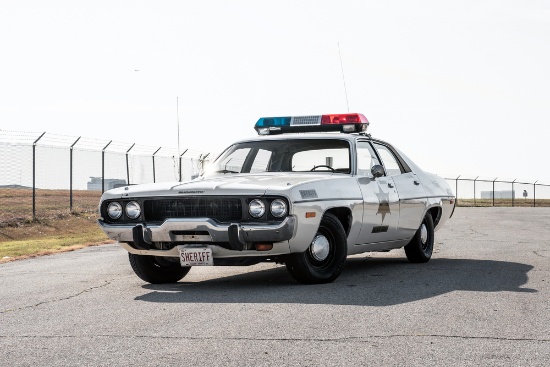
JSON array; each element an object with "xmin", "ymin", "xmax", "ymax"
[{"xmin": 100, "ymin": 173, "xmax": 350, "ymax": 200}]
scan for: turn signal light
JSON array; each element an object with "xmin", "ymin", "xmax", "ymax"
[{"xmin": 255, "ymin": 243, "xmax": 273, "ymax": 251}]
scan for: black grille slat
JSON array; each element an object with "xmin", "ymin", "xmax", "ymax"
[{"xmin": 145, "ymin": 198, "xmax": 242, "ymax": 222}]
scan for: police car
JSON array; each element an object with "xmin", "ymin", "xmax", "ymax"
[{"xmin": 98, "ymin": 113, "xmax": 455, "ymax": 284}]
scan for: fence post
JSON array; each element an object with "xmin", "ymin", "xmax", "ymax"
[
  {"xmin": 101, "ymin": 140, "xmax": 112, "ymax": 193},
  {"xmin": 533, "ymin": 180, "xmax": 537, "ymax": 207},
  {"xmin": 152, "ymin": 147, "xmax": 161, "ymax": 183},
  {"xmin": 512, "ymin": 179, "xmax": 516, "ymax": 207},
  {"xmin": 179, "ymin": 149, "xmax": 188, "ymax": 182},
  {"xmin": 126, "ymin": 143, "xmax": 135, "ymax": 186},
  {"xmin": 32, "ymin": 132, "xmax": 46, "ymax": 221},
  {"xmin": 69, "ymin": 136, "xmax": 81, "ymax": 212},
  {"xmin": 473, "ymin": 176, "xmax": 479, "ymax": 206},
  {"xmin": 492, "ymin": 177, "xmax": 498, "ymax": 207},
  {"xmin": 455, "ymin": 175, "xmax": 460, "ymax": 206}
]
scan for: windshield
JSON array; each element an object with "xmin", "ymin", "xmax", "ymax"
[{"xmin": 202, "ymin": 139, "xmax": 351, "ymax": 178}]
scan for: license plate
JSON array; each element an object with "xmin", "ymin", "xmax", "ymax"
[{"xmin": 177, "ymin": 246, "xmax": 213, "ymax": 267}]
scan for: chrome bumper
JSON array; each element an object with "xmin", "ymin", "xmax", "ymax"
[{"xmin": 97, "ymin": 216, "xmax": 296, "ymax": 250}]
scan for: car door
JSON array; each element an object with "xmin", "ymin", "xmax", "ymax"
[
  {"xmin": 355, "ymin": 141, "xmax": 400, "ymax": 245},
  {"xmin": 372, "ymin": 142, "xmax": 427, "ymax": 239}
]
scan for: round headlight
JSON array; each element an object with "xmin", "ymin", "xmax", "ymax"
[
  {"xmin": 249, "ymin": 199, "xmax": 265, "ymax": 218},
  {"xmin": 107, "ymin": 202, "xmax": 123, "ymax": 219},
  {"xmin": 270, "ymin": 199, "xmax": 287, "ymax": 218},
  {"xmin": 125, "ymin": 201, "xmax": 141, "ymax": 219}
]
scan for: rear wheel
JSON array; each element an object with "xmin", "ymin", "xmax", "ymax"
[
  {"xmin": 404, "ymin": 213, "xmax": 434, "ymax": 263},
  {"xmin": 285, "ymin": 213, "xmax": 347, "ymax": 284},
  {"xmin": 128, "ymin": 253, "xmax": 191, "ymax": 284}
]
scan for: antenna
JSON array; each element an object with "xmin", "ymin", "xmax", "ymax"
[
  {"xmin": 338, "ymin": 42, "xmax": 350, "ymax": 113},
  {"xmin": 177, "ymin": 96, "xmax": 180, "ymax": 156}
]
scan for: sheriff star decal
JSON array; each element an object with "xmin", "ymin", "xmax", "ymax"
[{"xmin": 375, "ymin": 183, "xmax": 391, "ymax": 222}]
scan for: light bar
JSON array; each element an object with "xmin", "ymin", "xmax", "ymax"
[{"xmin": 255, "ymin": 113, "xmax": 369, "ymax": 135}]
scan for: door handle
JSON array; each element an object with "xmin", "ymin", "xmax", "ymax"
[
  {"xmin": 388, "ymin": 183, "xmax": 394, "ymax": 188},
  {"xmin": 413, "ymin": 180, "xmax": 420, "ymax": 185}
]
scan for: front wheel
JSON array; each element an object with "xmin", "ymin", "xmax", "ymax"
[
  {"xmin": 129, "ymin": 253, "xmax": 191, "ymax": 284},
  {"xmin": 404, "ymin": 212, "xmax": 434, "ymax": 263},
  {"xmin": 285, "ymin": 213, "xmax": 347, "ymax": 284}
]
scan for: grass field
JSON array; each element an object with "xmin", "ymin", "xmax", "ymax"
[
  {"xmin": 0, "ymin": 188, "xmax": 101, "ymax": 225},
  {"xmin": 1, "ymin": 188, "xmax": 549, "ymax": 262},
  {"xmin": 456, "ymin": 198, "xmax": 550, "ymax": 207},
  {"xmin": 0, "ymin": 188, "xmax": 111, "ymax": 262}
]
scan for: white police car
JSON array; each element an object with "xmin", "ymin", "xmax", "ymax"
[{"xmin": 98, "ymin": 113, "xmax": 455, "ymax": 284}]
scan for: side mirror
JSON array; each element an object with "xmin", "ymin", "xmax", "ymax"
[{"xmin": 371, "ymin": 164, "xmax": 385, "ymax": 179}]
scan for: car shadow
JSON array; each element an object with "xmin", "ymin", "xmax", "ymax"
[{"xmin": 134, "ymin": 256, "xmax": 536, "ymax": 306}]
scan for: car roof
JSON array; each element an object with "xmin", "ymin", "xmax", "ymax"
[{"xmin": 231, "ymin": 132, "xmax": 389, "ymax": 145}]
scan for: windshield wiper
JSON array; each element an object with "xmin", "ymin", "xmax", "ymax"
[{"xmin": 214, "ymin": 169, "xmax": 239, "ymax": 174}]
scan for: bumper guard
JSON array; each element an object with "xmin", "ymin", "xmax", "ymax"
[{"xmin": 98, "ymin": 216, "xmax": 296, "ymax": 252}]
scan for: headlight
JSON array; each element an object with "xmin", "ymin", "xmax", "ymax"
[
  {"xmin": 107, "ymin": 202, "xmax": 123, "ymax": 219},
  {"xmin": 249, "ymin": 199, "xmax": 265, "ymax": 218},
  {"xmin": 270, "ymin": 199, "xmax": 287, "ymax": 218},
  {"xmin": 125, "ymin": 201, "xmax": 141, "ymax": 219}
]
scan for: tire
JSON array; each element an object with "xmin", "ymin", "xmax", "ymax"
[
  {"xmin": 285, "ymin": 213, "xmax": 347, "ymax": 284},
  {"xmin": 128, "ymin": 253, "xmax": 191, "ymax": 284},
  {"xmin": 404, "ymin": 212, "xmax": 434, "ymax": 263}
]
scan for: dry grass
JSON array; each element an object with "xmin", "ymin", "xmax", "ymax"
[
  {"xmin": 0, "ymin": 188, "xmax": 101, "ymax": 226},
  {"xmin": 456, "ymin": 198, "xmax": 550, "ymax": 207},
  {"xmin": 0, "ymin": 213, "xmax": 113, "ymax": 262},
  {"xmin": 0, "ymin": 188, "xmax": 111, "ymax": 262}
]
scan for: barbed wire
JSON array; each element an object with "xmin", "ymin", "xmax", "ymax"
[{"xmin": 0, "ymin": 129, "xmax": 208, "ymax": 158}]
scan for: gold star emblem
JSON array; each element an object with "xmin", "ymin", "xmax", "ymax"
[{"xmin": 375, "ymin": 184, "xmax": 391, "ymax": 222}]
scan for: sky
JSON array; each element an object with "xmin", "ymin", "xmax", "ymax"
[{"xmin": 1, "ymin": 0, "xmax": 549, "ymax": 183}]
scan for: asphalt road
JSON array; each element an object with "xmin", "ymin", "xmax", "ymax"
[{"xmin": 1, "ymin": 207, "xmax": 549, "ymax": 366}]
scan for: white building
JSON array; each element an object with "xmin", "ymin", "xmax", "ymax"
[
  {"xmin": 87, "ymin": 177, "xmax": 126, "ymax": 191},
  {"xmin": 480, "ymin": 190, "xmax": 515, "ymax": 199}
]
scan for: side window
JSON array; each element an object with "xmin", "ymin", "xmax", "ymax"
[
  {"xmin": 356, "ymin": 141, "xmax": 379, "ymax": 176},
  {"xmin": 373, "ymin": 143, "xmax": 403, "ymax": 176}
]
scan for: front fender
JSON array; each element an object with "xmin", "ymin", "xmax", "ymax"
[{"xmin": 288, "ymin": 199, "xmax": 362, "ymax": 253}]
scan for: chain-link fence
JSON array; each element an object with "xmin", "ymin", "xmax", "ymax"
[
  {"xmin": 3, "ymin": 129, "xmax": 549, "ymax": 226},
  {"xmin": 0, "ymin": 130, "xmax": 209, "ymax": 225},
  {"xmin": 445, "ymin": 176, "xmax": 550, "ymax": 207}
]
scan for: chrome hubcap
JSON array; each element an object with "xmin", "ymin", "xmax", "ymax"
[
  {"xmin": 310, "ymin": 235, "xmax": 330, "ymax": 261},
  {"xmin": 420, "ymin": 223, "xmax": 428, "ymax": 244}
]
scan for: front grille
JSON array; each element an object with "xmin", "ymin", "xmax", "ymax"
[{"xmin": 144, "ymin": 197, "xmax": 242, "ymax": 222}]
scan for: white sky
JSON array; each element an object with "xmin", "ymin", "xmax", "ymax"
[{"xmin": 1, "ymin": 0, "xmax": 549, "ymax": 182}]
